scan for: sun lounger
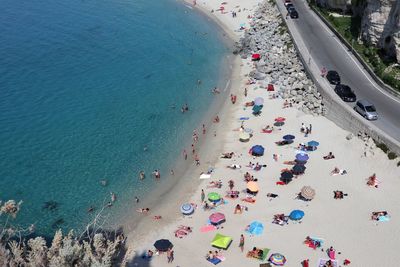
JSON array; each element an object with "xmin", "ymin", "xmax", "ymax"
[
  {"xmin": 207, "ymin": 257, "xmax": 221, "ymax": 265},
  {"xmin": 247, "ymin": 248, "xmax": 270, "ymax": 261},
  {"xmin": 200, "ymin": 225, "xmax": 217, "ymax": 233}
]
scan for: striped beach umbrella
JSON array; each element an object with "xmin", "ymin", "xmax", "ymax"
[
  {"xmin": 269, "ymin": 253, "xmax": 286, "ymax": 265},
  {"xmin": 180, "ymin": 203, "xmax": 194, "ymax": 215}
]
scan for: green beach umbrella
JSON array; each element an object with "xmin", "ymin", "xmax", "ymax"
[
  {"xmin": 208, "ymin": 192, "xmax": 221, "ymax": 202},
  {"xmin": 211, "ymin": 233, "xmax": 232, "ymax": 249}
]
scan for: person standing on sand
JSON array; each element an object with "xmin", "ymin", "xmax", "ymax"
[
  {"xmin": 244, "ymin": 88, "xmax": 248, "ymax": 97},
  {"xmin": 309, "ymin": 124, "xmax": 312, "ymax": 134},
  {"xmin": 202, "ymin": 124, "xmax": 206, "ymax": 134},
  {"xmin": 239, "ymin": 234, "xmax": 245, "ymax": 252},
  {"xmin": 201, "ymin": 189, "xmax": 205, "ymax": 202}
]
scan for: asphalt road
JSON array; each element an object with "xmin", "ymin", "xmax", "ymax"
[{"xmin": 287, "ymin": 0, "xmax": 400, "ymax": 141}]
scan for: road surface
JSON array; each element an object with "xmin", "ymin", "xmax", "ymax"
[{"xmin": 283, "ymin": 0, "xmax": 400, "ymax": 141}]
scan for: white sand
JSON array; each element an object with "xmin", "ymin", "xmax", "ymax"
[{"xmin": 124, "ymin": 1, "xmax": 400, "ymax": 266}]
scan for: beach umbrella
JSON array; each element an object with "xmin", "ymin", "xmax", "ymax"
[
  {"xmin": 208, "ymin": 192, "xmax": 221, "ymax": 203},
  {"xmin": 292, "ymin": 164, "xmax": 306, "ymax": 173},
  {"xmin": 282, "ymin": 134, "xmax": 295, "ymax": 140},
  {"xmin": 209, "ymin": 212, "xmax": 226, "ymax": 225},
  {"xmin": 300, "ymin": 186, "xmax": 315, "ymax": 200},
  {"xmin": 180, "ymin": 203, "xmax": 194, "ymax": 215},
  {"xmin": 247, "ymin": 181, "xmax": 259, "ymax": 193},
  {"xmin": 275, "ymin": 117, "xmax": 286, "ymax": 122},
  {"xmin": 211, "ymin": 233, "xmax": 232, "ymax": 249},
  {"xmin": 154, "ymin": 239, "xmax": 173, "ymax": 252},
  {"xmin": 239, "ymin": 132, "xmax": 250, "ymax": 142},
  {"xmin": 252, "ymin": 105, "xmax": 263, "ymax": 115},
  {"xmin": 307, "ymin": 140, "xmax": 320, "ymax": 147},
  {"xmin": 269, "ymin": 253, "xmax": 287, "ymax": 266},
  {"xmin": 289, "ymin": 209, "xmax": 305, "ymax": 220},
  {"xmin": 281, "ymin": 171, "xmax": 293, "ymax": 179},
  {"xmin": 296, "ymin": 153, "xmax": 309, "ymax": 161},
  {"xmin": 252, "ymin": 53, "xmax": 260, "ymax": 60},
  {"xmin": 254, "ymin": 97, "xmax": 264, "ymax": 106},
  {"xmin": 251, "ymin": 145, "xmax": 265, "ymax": 156},
  {"xmin": 280, "ymin": 171, "xmax": 293, "ymax": 184},
  {"xmin": 247, "ymin": 221, "xmax": 264, "ymax": 235}
]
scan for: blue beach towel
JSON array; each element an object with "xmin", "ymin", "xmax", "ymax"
[{"xmin": 207, "ymin": 258, "xmax": 221, "ymax": 265}]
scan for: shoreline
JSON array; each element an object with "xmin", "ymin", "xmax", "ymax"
[{"xmin": 120, "ymin": 0, "xmax": 247, "ymax": 260}]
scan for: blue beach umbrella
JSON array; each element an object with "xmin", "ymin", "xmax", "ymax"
[
  {"xmin": 307, "ymin": 140, "xmax": 320, "ymax": 147},
  {"xmin": 282, "ymin": 134, "xmax": 295, "ymax": 140},
  {"xmin": 247, "ymin": 221, "xmax": 264, "ymax": 236},
  {"xmin": 180, "ymin": 203, "xmax": 194, "ymax": 215},
  {"xmin": 296, "ymin": 153, "xmax": 309, "ymax": 161},
  {"xmin": 289, "ymin": 210, "xmax": 305, "ymax": 220},
  {"xmin": 251, "ymin": 145, "xmax": 265, "ymax": 156}
]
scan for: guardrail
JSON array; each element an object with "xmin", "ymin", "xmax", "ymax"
[
  {"xmin": 274, "ymin": 0, "xmax": 400, "ymax": 155},
  {"xmin": 309, "ymin": 3, "xmax": 400, "ymax": 98}
]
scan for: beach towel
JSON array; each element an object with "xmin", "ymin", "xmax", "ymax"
[
  {"xmin": 318, "ymin": 258, "xmax": 338, "ymax": 267},
  {"xmin": 378, "ymin": 215, "xmax": 390, "ymax": 222},
  {"xmin": 200, "ymin": 173, "xmax": 211, "ymax": 179},
  {"xmin": 207, "ymin": 257, "xmax": 221, "ymax": 265},
  {"xmin": 216, "ymin": 255, "xmax": 226, "ymax": 262},
  {"xmin": 200, "ymin": 225, "xmax": 217, "ymax": 233}
]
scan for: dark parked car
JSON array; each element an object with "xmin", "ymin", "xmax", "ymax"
[
  {"xmin": 289, "ymin": 9, "xmax": 298, "ymax": 19},
  {"xmin": 286, "ymin": 3, "xmax": 294, "ymax": 10},
  {"xmin": 334, "ymin": 84, "xmax": 356, "ymax": 102},
  {"xmin": 326, "ymin": 70, "xmax": 341, "ymax": 85}
]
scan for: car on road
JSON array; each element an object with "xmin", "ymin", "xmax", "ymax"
[
  {"xmin": 285, "ymin": 3, "xmax": 294, "ymax": 10},
  {"xmin": 334, "ymin": 84, "xmax": 356, "ymax": 102},
  {"xmin": 354, "ymin": 100, "xmax": 378, "ymax": 120},
  {"xmin": 326, "ymin": 70, "xmax": 341, "ymax": 85},
  {"xmin": 289, "ymin": 9, "xmax": 299, "ymax": 19}
]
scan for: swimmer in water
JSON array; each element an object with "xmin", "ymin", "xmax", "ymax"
[
  {"xmin": 111, "ymin": 192, "xmax": 116, "ymax": 202},
  {"xmin": 139, "ymin": 171, "xmax": 145, "ymax": 180}
]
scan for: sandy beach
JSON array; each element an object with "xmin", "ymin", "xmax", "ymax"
[{"xmin": 123, "ymin": 0, "xmax": 400, "ymax": 266}]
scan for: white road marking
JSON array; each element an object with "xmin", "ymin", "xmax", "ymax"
[{"xmin": 301, "ymin": 0, "xmax": 400, "ymax": 104}]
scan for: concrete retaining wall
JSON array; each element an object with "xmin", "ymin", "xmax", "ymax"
[{"xmin": 274, "ymin": 0, "xmax": 400, "ymax": 156}]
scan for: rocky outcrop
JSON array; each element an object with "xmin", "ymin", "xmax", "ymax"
[
  {"xmin": 237, "ymin": 1, "xmax": 325, "ymax": 116},
  {"xmin": 361, "ymin": 0, "xmax": 400, "ymax": 62},
  {"xmin": 316, "ymin": 0, "xmax": 352, "ymax": 12}
]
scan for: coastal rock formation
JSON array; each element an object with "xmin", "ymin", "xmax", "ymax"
[
  {"xmin": 361, "ymin": 0, "xmax": 400, "ymax": 62},
  {"xmin": 238, "ymin": 1, "xmax": 325, "ymax": 116}
]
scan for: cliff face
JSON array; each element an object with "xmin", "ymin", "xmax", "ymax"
[{"xmin": 361, "ymin": 0, "xmax": 400, "ymax": 62}]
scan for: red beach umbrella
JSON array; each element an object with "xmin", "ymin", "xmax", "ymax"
[
  {"xmin": 275, "ymin": 117, "xmax": 286, "ymax": 122},
  {"xmin": 252, "ymin": 53, "xmax": 261, "ymax": 60}
]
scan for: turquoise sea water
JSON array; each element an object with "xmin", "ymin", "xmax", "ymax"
[{"xmin": 0, "ymin": 0, "xmax": 229, "ymax": 236}]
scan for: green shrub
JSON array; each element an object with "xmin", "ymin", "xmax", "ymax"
[
  {"xmin": 376, "ymin": 142, "xmax": 389, "ymax": 153},
  {"xmin": 388, "ymin": 152, "xmax": 398, "ymax": 160}
]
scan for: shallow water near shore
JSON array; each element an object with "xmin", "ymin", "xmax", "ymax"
[{"xmin": 0, "ymin": 0, "xmax": 230, "ymax": 236}]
